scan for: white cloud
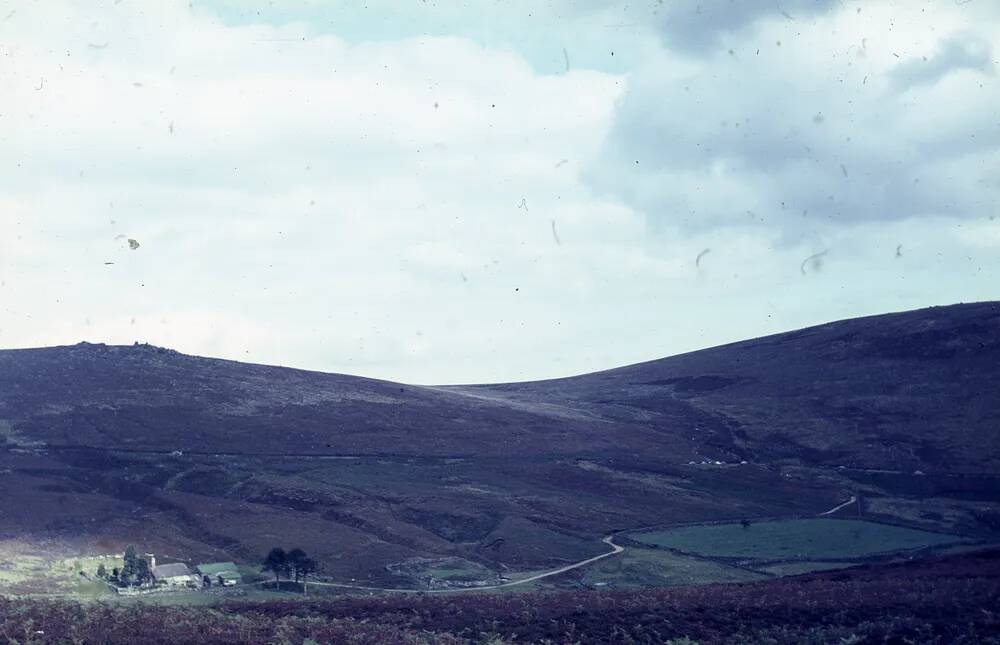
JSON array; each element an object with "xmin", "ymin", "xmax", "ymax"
[
  {"xmin": 591, "ymin": 2, "xmax": 1000, "ymax": 232},
  {"xmin": 0, "ymin": 0, "xmax": 642, "ymax": 382},
  {"xmin": 0, "ymin": 1, "xmax": 998, "ymax": 384}
]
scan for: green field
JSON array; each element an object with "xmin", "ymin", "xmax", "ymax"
[
  {"xmin": 760, "ymin": 561, "xmax": 858, "ymax": 576},
  {"xmin": 0, "ymin": 546, "xmax": 121, "ymax": 596},
  {"xmin": 630, "ymin": 519, "xmax": 967, "ymax": 561},
  {"xmin": 419, "ymin": 560, "xmax": 496, "ymax": 584},
  {"xmin": 579, "ymin": 547, "xmax": 766, "ymax": 588}
]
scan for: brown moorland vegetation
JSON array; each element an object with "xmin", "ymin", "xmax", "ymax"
[
  {"xmin": 2, "ymin": 547, "xmax": 999, "ymax": 644},
  {"xmin": 1, "ymin": 303, "xmax": 998, "ymax": 584}
]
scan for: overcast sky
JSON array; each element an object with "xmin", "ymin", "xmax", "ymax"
[{"xmin": 1, "ymin": 1, "xmax": 998, "ymax": 384}]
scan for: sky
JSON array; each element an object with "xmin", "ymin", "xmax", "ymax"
[{"xmin": 1, "ymin": 0, "xmax": 998, "ymax": 384}]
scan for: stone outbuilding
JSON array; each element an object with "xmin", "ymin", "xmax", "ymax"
[{"xmin": 196, "ymin": 562, "xmax": 242, "ymax": 587}]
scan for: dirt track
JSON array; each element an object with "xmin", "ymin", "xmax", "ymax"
[{"xmin": 271, "ymin": 535, "xmax": 625, "ymax": 594}]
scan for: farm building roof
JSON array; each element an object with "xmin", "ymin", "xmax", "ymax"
[
  {"xmin": 196, "ymin": 562, "xmax": 240, "ymax": 577},
  {"xmin": 152, "ymin": 563, "xmax": 193, "ymax": 579}
]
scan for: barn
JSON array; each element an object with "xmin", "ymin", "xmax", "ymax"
[{"xmin": 196, "ymin": 562, "xmax": 242, "ymax": 587}]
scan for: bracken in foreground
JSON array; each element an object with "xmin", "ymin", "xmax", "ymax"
[{"xmin": 2, "ymin": 547, "xmax": 999, "ymax": 644}]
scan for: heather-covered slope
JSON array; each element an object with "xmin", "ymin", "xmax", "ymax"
[
  {"xmin": 2, "ymin": 302, "xmax": 998, "ymax": 471},
  {"xmin": 455, "ymin": 301, "xmax": 1000, "ymax": 473},
  {"xmin": 0, "ymin": 302, "xmax": 997, "ymax": 586},
  {"xmin": 0, "ymin": 343, "xmax": 646, "ymax": 457}
]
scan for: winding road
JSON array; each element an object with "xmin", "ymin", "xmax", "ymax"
[
  {"xmin": 819, "ymin": 496, "xmax": 857, "ymax": 516},
  {"xmin": 269, "ymin": 535, "xmax": 625, "ymax": 594}
]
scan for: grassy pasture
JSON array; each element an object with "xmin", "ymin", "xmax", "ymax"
[
  {"xmin": 760, "ymin": 561, "xmax": 858, "ymax": 576},
  {"xmin": 0, "ymin": 540, "xmax": 121, "ymax": 595},
  {"xmin": 388, "ymin": 557, "xmax": 498, "ymax": 586},
  {"xmin": 421, "ymin": 561, "xmax": 493, "ymax": 583},
  {"xmin": 577, "ymin": 547, "xmax": 765, "ymax": 588},
  {"xmin": 630, "ymin": 519, "xmax": 967, "ymax": 561}
]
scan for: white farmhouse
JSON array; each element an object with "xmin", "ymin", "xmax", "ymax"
[{"xmin": 152, "ymin": 562, "xmax": 199, "ymax": 588}]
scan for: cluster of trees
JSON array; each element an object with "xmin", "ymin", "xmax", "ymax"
[
  {"xmin": 96, "ymin": 545, "xmax": 153, "ymax": 588},
  {"xmin": 261, "ymin": 548, "xmax": 317, "ymax": 587}
]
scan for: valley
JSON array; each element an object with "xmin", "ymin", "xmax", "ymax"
[{"xmin": 0, "ymin": 302, "xmax": 998, "ymax": 595}]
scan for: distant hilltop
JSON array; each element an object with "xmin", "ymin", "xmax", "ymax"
[
  {"xmin": 0, "ymin": 301, "xmax": 997, "ymax": 591},
  {"xmin": 1, "ymin": 300, "xmax": 997, "ymax": 471}
]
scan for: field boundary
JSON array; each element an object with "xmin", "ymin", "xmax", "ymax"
[{"xmin": 619, "ymin": 517, "xmax": 984, "ymax": 579}]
